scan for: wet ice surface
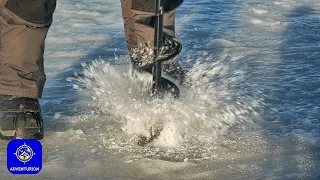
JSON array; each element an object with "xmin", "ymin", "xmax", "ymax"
[{"xmin": 1, "ymin": 0, "xmax": 320, "ymax": 179}]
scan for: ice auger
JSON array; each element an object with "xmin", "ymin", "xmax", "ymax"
[{"xmin": 133, "ymin": 0, "xmax": 184, "ymax": 98}]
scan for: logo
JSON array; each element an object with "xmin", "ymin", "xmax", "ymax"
[
  {"xmin": 15, "ymin": 143, "xmax": 35, "ymax": 163},
  {"xmin": 7, "ymin": 139, "xmax": 42, "ymax": 174}
]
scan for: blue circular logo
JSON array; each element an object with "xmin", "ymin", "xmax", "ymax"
[{"xmin": 14, "ymin": 143, "xmax": 35, "ymax": 163}]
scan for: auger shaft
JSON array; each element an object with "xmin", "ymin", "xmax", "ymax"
[{"xmin": 152, "ymin": 0, "xmax": 164, "ymax": 95}]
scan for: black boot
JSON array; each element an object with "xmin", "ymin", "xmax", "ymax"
[{"xmin": 0, "ymin": 95, "xmax": 44, "ymax": 140}]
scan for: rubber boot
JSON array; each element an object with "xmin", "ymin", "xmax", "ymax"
[{"xmin": 0, "ymin": 95, "xmax": 44, "ymax": 140}]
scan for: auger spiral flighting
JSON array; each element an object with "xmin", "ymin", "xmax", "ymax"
[{"xmin": 133, "ymin": 0, "xmax": 184, "ymax": 98}]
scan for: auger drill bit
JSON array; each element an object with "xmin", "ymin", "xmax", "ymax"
[
  {"xmin": 152, "ymin": 0, "xmax": 164, "ymax": 96},
  {"xmin": 133, "ymin": 0, "xmax": 183, "ymax": 98}
]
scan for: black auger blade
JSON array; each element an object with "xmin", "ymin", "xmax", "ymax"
[{"xmin": 151, "ymin": 0, "xmax": 183, "ymax": 98}]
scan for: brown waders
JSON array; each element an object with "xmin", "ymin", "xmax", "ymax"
[
  {"xmin": 120, "ymin": 0, "xmax": 176, "ymax": 59},
  {"xmin": 0, "ymin": 0, "xmax": 56, "ymax": 98},
  {"xmin": 0, "ymin": 0, "xmax": 56, "ymax": 139}
]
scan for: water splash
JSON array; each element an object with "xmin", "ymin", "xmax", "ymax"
[
  {"xmin": 131, "ymin": 43, "xmax": 155, "ymax": 67},
  {"xmin": 74, "ymin": 49, "xmax": 263, "ymax": 160}
]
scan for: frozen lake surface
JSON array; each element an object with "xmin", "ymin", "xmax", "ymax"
[{"xmin": 1, "ymin": 0, "xmax": 320, "ymax": 179}]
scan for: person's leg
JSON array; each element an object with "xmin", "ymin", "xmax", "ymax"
[
  {"xmin": 0, "ymin": 0, "xmax": 57, "ymax": 139},
  {"xmin": 120, "ymin": 0, "xmax": 178, "ymax": 68},
  {"xmin": 120, "ymin": 0, "xmax": 185, "ymax": 85}
]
